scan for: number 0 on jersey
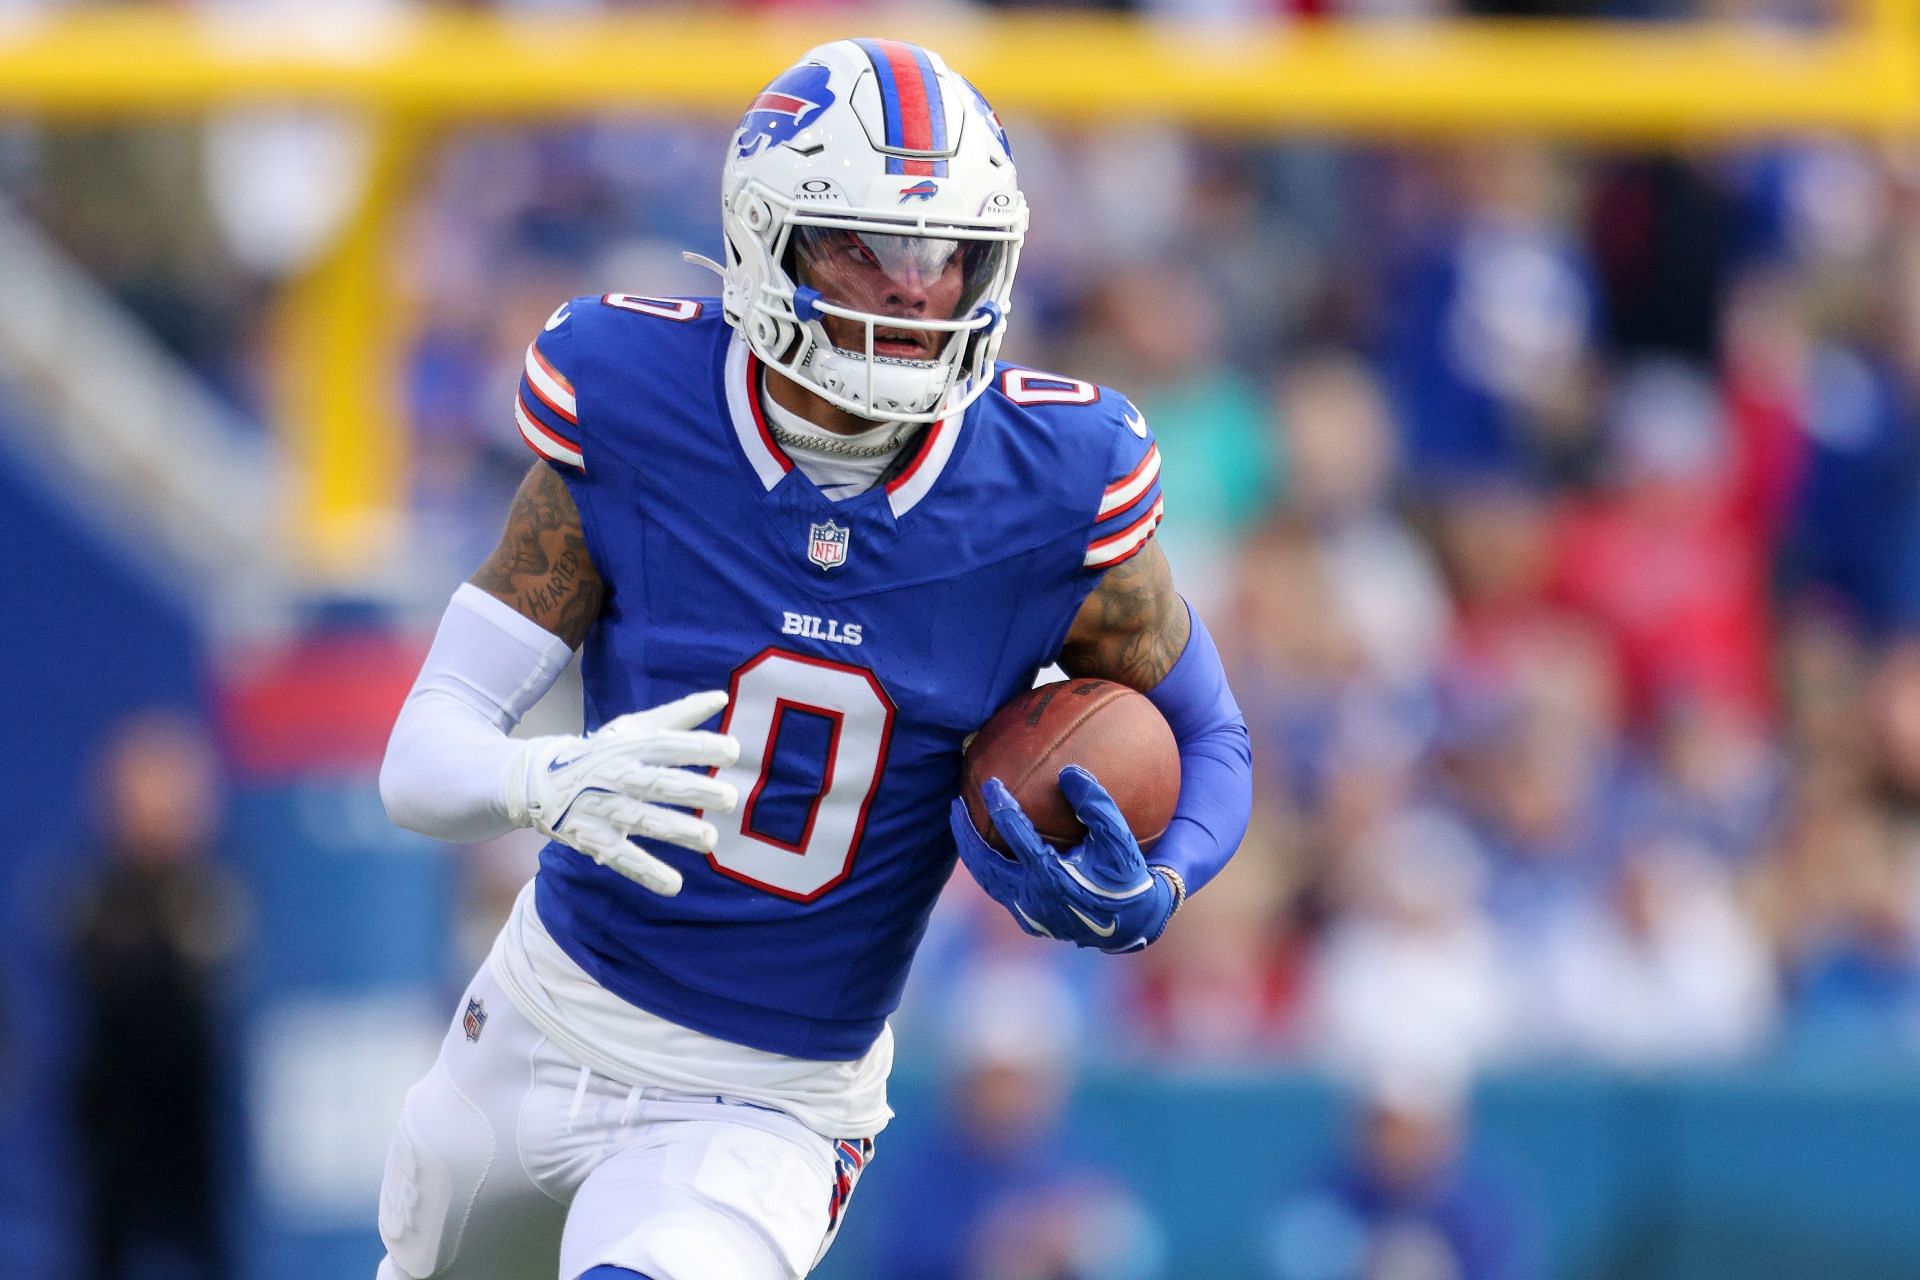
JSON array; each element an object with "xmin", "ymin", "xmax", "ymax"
[{"xmin": 708, "ymin": 649, "xmax": 898, "ymax": 901}]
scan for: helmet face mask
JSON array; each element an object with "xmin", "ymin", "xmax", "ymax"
[
  {"xmin": 720, "ymin": 39, "xmax": 1027, "ymax": 423},
  {"xmin": 787, "ymin": 227, "xmax": 1013, "ymax": 405}
]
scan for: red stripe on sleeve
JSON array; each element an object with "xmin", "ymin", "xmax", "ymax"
[
  {"xmin": 524, "ymin": 373, "xmax": 576, "ymax": 427},
  {"xmin": 1105, "ymin": 444, "xmax": 1160, "ymax": 497},
  {"xmin": 518, "ymin": 395, "xmax": 580, "ymax": 458},
  {"xmin": 531, "ymin": 342, "xmax": 574, "ymax": 396}
]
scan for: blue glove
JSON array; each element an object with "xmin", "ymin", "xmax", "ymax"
[{"xmin": 949, "ymin": 765, "xmax": 1179, "ymax": 953}]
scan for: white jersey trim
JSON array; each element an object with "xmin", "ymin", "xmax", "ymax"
[
  {"xmin": 884, "ymin": 395, "xmax": 966, "ymax": 518},
  {"xmin": 727, "ymin": 331, "xmax": 968, "ymax": 513},
  {"xmin": 1098, "ymin": 444, "xmax": 1161, "ymax": 517},
  {"xmin": 524, "ymin": 342, "xmax": 577, "ymax": 422},
  {"xmin": 516, "ymin": 398, "xmax": 584, "ymax": 470},
  {"xmin": 725, "ymin": 333, "xmax": 791, "ymax": 491},
  {"xmin": 1084, "ymin": 494, "xmax": 1165, "ymax": 569}
]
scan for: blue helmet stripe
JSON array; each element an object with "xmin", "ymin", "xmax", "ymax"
[
  {"xmin": 854, "ymin": 38, "xmax": 907, "ymax": 168},
  {"xmin": 854, "ymin": 38, "xmax": 950, "ymax": 178},
  {"xmin": 910, "ymin": 45, "xmax": 948, "ymax": 177},
  {"xmin": 910, "ymin": 45, "xmax": 947, "ymax": 154}
]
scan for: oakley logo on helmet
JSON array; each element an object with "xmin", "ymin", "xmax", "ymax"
[
  {"xmin": 736, "ymin": 62, "xmax": 835, "ymax": 159},
  {"xmin": 898, "ymin": 180, "xmax": 939, "ymax": 203}
]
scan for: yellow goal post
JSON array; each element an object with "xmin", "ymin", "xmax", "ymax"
[{"xmin": 0, "ymin": 3, "xmax": 1914, "ymax": 580}]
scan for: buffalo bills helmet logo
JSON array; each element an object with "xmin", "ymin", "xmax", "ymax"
[
  {"xmin": 737, "ymin": 63, "xmax": 835, "ymax": 159},
  {"xmin": 962, "ymin": 77, "xmax": 1011, "ymax": 160},
  {"xmin": 898, "ymin": 180, "xmax": 939, "ymax": 203}
]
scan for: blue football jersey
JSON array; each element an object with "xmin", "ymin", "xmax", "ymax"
[{"xmin": 511, "ymin": 293, "xmax": 1165, "ymax": 1059}]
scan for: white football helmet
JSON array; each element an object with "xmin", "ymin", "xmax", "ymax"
[{"xmin": 717, "ymin": 38, "xmax": 1027, "ymax": 423}]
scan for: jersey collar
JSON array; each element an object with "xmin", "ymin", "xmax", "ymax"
[{"xmin": 723, "ymin": 332, "xmax": 967, "ymax": 518}]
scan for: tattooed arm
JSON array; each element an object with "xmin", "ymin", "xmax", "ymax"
[
  {"xmin": 1058, "ymin": 541, "xmax": 1190, "ymax": 690},
  {"xmin": 1056, "ymin": 537, "xmax": 1251, "ymax": 899},
  {"xmin": 948, "ymin": 536, "xmax": 1246, "ymax": 948},
  {"xmin": 379, "ymin": 461, "xmax": 736, "ymax": 880},
  {"xmin": 469, "ymin": 462, "xmax": 607, "ymax": 648}
]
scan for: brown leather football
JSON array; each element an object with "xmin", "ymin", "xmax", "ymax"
[{"xmin": 961, "ymin": 678, "xmax": 1180, "ymax": 852}]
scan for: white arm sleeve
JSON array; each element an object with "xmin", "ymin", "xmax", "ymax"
[{"xmin": 379, "ymin": 583, "xmax": 576, "ymax": 843}]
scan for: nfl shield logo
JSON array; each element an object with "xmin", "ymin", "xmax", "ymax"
[
  {"xmin": 463, "ymin": 997, "xmax": 487, "ymax": 1042},
  {"xmin": 808, "ymin": 520, "xmax": 850, "ymax": 571}
]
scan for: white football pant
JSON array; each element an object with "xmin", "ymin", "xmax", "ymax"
[{"xmin": 374, "ymin": 964, "xmax": 869, "ymax": 1280}]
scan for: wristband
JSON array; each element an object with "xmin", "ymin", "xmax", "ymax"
[{"xmin": 1149, "ymin": 863, "xmax": 1187, "ymax": 915}]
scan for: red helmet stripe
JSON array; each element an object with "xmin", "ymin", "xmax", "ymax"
[{"xmin": 876, "ymin": 39, "xmax": 933, "ymax": 153}]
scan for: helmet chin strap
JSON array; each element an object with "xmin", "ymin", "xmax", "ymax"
[
  {"xmin": 763, "ymin": 350, "xmax": 906, "ymax": 434},
  {"xmin": 805, "ymin": 343, "xmax": 947, "ymax": 419},
  {"xmin": 795, "ymin": 285, "xmax": 1005, "ymax": 416}
]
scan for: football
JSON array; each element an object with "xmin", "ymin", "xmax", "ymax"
[{"xmin": 961, "ymin": 678, "xmax": 1181, "ymax": 852}]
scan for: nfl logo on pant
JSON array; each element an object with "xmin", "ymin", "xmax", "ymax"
[
  {"xmin": 808, "ymin": 520, "xmax": 850, "ymax": 571},
  {"xmin": 463, "ymin": 997, "xmax": 487, "ymax": 1042}
]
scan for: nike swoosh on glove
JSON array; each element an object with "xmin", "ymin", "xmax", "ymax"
[
  {"xmin": 949, "ymin": 765, "xmax": 1177, "ymax": 953},
  {"xmin": 507, "ymin": 690, "xmax": 740, "ymax": 896}
]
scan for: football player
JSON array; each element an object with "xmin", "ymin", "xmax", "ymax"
[{"xmin": 374, "ymin": 37, "xmax": 1251, "ymax": 1280}]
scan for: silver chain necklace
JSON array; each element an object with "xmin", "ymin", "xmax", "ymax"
[{"xmin": 765, "ymin": 417, "xmax": 913, "ymax": 459}]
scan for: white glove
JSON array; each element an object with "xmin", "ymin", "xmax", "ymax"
[{"xmin": 506, "ymin": 690, "xmax": 740, "ymax": 896}]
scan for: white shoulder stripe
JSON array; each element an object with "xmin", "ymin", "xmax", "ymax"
[
  {"xmin": 524, "ymin": 343, "xmax": 576, "ymax": 421},
  {"xmin": 1084, "ymin": 496, "xmax": 1164, "ymax": 569},
  {"xmin": 725, "ymin": 335, "xmax": 789, "ymax": 490},
  {"xmin": 1098, "ymin": 446, "xmax": 1162, "ymax": 517},
  {"xmin": 885, "ymin": 402, "xmax": 965, "ymax": 518},
  {"xmin": 515, "ymin": 399, "xmax": 584, "ymax": 470}
]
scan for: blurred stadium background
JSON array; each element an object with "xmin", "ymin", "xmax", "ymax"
[{"xmin": 5, "ymin": 1, "xmax": 1920, "ymax": 1278}]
